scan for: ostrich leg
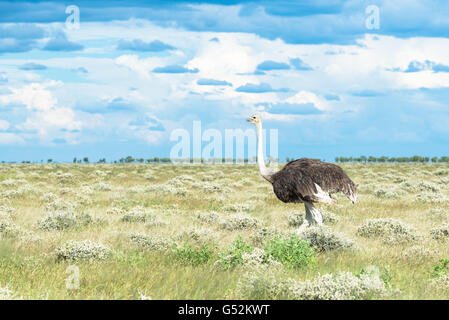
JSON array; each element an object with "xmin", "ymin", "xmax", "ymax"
[
  {"xmin": 297, "ymin": 202, "xmax": 323, "ymax": 232},
  {"xmin": 304, "ymin": 202, "xmax": 323, "ymax": 226}
]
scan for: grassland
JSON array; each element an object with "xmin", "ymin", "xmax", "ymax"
[{"xmin": 0, "ymin": 162, "xmax": 449, "ymax": 299}]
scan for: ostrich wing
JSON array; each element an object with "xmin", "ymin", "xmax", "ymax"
[{"xmin": 274, "ymin": 158, "xmax": 357, "ymax": 203}]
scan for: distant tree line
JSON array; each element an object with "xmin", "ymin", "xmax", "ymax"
[
  {"xmin": 2, "ymin": 155, "xmax": 448, "ymax": 164},
  {"xmin": 334, "ymin": 155, "xmax": 449, "ymax": 163}
]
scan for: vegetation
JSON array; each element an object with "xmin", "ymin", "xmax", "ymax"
[{"xmin": 0, "ymin": 162, "xmax": 448, "ymax": 299}]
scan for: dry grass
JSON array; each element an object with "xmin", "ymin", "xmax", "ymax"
[{"xmin": 0, "ymin": 162, "xmax": 448, "ymax": 299}]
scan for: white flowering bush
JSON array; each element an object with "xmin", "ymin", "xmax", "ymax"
[
  {"xmin": 430, "ymin": 223, "xmax": 449, "ymax": 240},
  {"xmin": 37, "ymin": 211, "xmax": 92, "ymax": 231},
  {"xmin": 120, "ymin": 207, "xmax": 155, "ymax": 223},
  {"xmin": 130, "ymin": 233, "xmax": 173, "ymax": 251},
  {"xmin": 415, "ymin": 192, "xmax": 448, "ymax": 204},
  {"xmin": 179, "ymin": 227, "xmax": 216, "ymax": 244},
  {"xmin": 417, "ymin": 181, "xmax": 440, "ymax": 193},
  {"xmin": 196, "ymin": 211, "xmax": 220, "ymax": 224},
  {"xmin": 0, "ymin": 218, "xmax": 22, "ymax": 238},
  {"xmin": 234, "ymin": 264, "xmax": 285, "ymax": 299},
  {"xmin": 222, "ymin": 203, "xmax": 251, "ymax": 213},
  {"xmin": 429, "ymin": 275, "xmax": 449, "ymax": 294},
  {"xmin": 0, "ymin": 285, "xmax": 21, "ymax": 300},
  {"xmin": 288, "ymin": 267, "xmax": 387, "ymax": 300},
  {"xmin": 357, "ymin": 218, "xmax": 419, "ymax": 244},
  {"xmin": 94, "ymin": 182, "xmax": 112, "ymax": 191},
  {"xmin": 39, "ymin": 193, "xmax": 58, "ymax": 202},
  {"xmin": 401, "ymin": 245, "xmax": 438, "ymax": 261},
  {"xmin": 300, "ymin": 227, "xmax": 356, "ymax": 252},
  {"xmin": 219, "ymin": 213, "xmax": 262, "ymax": 231},
  {"xmin": 374, "ymin": 188, "xmax": 403, "ymax": 199},
  {"xmin": 55, "ymin": 240, "xmax": 112, "ymax": 261},
  {"xmin": 287, "ymin": 212, "xmax": 304, "ymax": 227}
]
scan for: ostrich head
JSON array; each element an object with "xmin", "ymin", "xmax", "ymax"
[{"xmin": 247, "ymin": 114, "xmax": 262, "ymax": 125}]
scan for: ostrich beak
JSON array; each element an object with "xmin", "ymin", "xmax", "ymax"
[{"xmin": 246, "ymin": 117, "xmax": 251, "ymax": 122}]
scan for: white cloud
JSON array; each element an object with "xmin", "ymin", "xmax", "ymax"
[
  {"xmin": 0, "ymin": 120, "xmax": 9, "ymax": 131},
  {"xmin": 0, "ymin": 133, "xmax": 24, "ymax": 145}
]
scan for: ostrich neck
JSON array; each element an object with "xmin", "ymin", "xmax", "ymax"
[{"xmin": 256, "ymin": 122, "xmax": 274, "ymax": 182}]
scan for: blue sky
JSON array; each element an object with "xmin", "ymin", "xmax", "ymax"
[{"xmin": 1, "ymin": 0, "xmax": 449, "ymax": 162}]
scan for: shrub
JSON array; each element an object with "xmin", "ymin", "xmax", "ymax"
[
  {"xmin": 417, "ymin": 181, "xmax": 440, "ymax": 193},
  {"xmin": 374, "ymin": 188, "xmax": 402, "ymax": 199},
  {"xmin": 432, "ymin": 258, "xmax": 449, "ymax": 278},
  {"xmin": 0, "ymin": 219, "xmax": 22, "ymax": 238},
  {"xmin": 289, "ymin": 267, "xmax": 387, "ymax": 300},
  {"xmin": 219, "ymin": 213, "xmax": 261, "ymax": 231},
  {"xmin": 250, "ymin": 227, "xmax": 285, "ymax": 246},
  {"xmin": 216, "ymin": 236, "xmax": 253, "ymax": 270},
  {"xmin": 94, "ymin": 183, "xmax": 112, "ymax": 191},
  {"xmin": 234, "ymin": 265, "xmax": 284, "ymax": 299},
  {"xmin": 300, "ymin": 227, "xmax": 356, "ymax": 252},
  {"xmin": 179, "ymin": 227, "xmax": 217, "ymax": 245},
  {"xmin": 130, "ymin": 233, "xmax": 173, "ymax": 251},
  {"xmin": 241, "ymin": 248, "xmax": 282, "ymax": 269},
  {"xmin": 429, "ymin": 275, "xmax": 449, "ymax": 293},
  {"xmin": 196, "ymin": 211, "xmax": 220, "ymax": 224},
  {"xmin": 357, "ymin": 218, "xmax": 419, "ymax": 244},
  {"xmin": 430, "ymin": 223, "xmax": 449, "ymax": 240},
  {"xmin": 222, "ymin": 203, "xmax": 251, "ymax": 213},
  {"xmin": 287, "ymin": 212, "xmax": 304, "ymax": 227},
  {"xmin": 37, "ymin": 211, "xmax": 92, "ymax": 231},
  {"xmin": 120, "ymin": 207, "xmax": 158, "ymax": 223},
  {"xmin": 264, "ymin": 235, "xmax": 316, "ymax": 269},
  {"xmin": 171, "ymin": 243, "xmax": 215, "ymax": 266},
  {"xmin": 55, "ymin": 240, "xmax": 112, "ymax": 261},
  {"xmin": 0, "ymin": 285, "xmax": 20, "ymax": 300},
  {"xmin": 401, "ymin": 245, "xmax": 438, "ymax": 261},
  {"xmin": 234, "ymin": 266, "xmax": 387, "ymax": 300}
]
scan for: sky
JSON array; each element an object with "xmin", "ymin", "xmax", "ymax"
[{"xmin": 0, "ymin": 0, "xmax": 449, "ymax": 162}]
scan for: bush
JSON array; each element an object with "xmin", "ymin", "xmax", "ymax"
[
  {"xmin": 219, "ymin": 213, "xmax": 261, "ymax": 231},
  {"xmin": 37, "ymin": 211, "xmax": 92, "ymax": 231},
  {"xmin": 289, "ymin": 267, "xmax": 387, "ymax": 300},
  {"xmin": 0, "ymin": 285, "xmax": 20, "ymax": 300},
  {"xmin": 264, "ymin": 235, "xmax": 316, "ymax": 269},
  {"xmin": 287, "ymin": 212, "xmax": 304, "ymax": 227},
  {"xmin": 300, "ymin": 227, "xmax": 356, "ymax": 252},
  {"xmin": 216, "ymin": 236, "xmax": 253, "ymax": 270},
  {"xmin": 250, "ymin": 227, "xmax": 285, "ymax": 246},
  {"xmin": 357, "ymin": 218, "xmax": 419, "ymax": 244},
  {"xmin": 171, "ymin": 243, "xmax": 215, "ymax": 266},
  {"xmin": 234, "ymin": 265, "xmax": 387, "ymax": 300},
  {"xmin": 432, "ymin": 258, "xmax": 449, "ymax": 278},
  {"xmin": 234, "ymin": 265, "xmax": 284, "ymax": 299},
  {"xmin": 430, "ymin": 223, "xmax": 449, "ymax": 240},
  {"xmin": 120, "ymin": 207, "xmax": 155, "ymax": 223},
  {"xmin": 130, "ymin": 233, "xmax": 173, "ymax": 251},
  {"xmin": 55, "ymin": 240, "xmax": 112, "ymax": 261}
]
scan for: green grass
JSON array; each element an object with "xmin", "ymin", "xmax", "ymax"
[{"xmin": 0, "ymin": 162, "xmax": 448, "ymax": 299}]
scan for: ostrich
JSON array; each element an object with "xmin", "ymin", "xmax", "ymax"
[{"xmin": 247, "ymin": 114, "xmax": 357, "ymax": 231}]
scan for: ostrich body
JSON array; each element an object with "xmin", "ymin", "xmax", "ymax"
[{"xmin": 247, "ymin": 114, "xmax": 357, "ymax": 231}]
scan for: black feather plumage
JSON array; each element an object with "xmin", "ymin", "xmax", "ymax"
[{"xmin": 270, "ymin": 158, "xmax": 357, "ymax": 204}]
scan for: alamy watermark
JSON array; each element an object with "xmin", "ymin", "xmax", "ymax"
[
  {"xmin": 65, "ymin": 265, "xmax": 80, "ymax": 290},
  {"xmin": 169, "ymin": 121, "xmax": 278, "ymax": 166},
  {"xmin": 65, "ymin": 5, "xmax": 80, "ymax": 30},
  {"xmin": 365, "ymin": 5, "xmax": 380, "ymax": 30}
]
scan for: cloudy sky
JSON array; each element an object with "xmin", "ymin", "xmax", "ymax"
[{"xmin": 1, "ymin": 0, "xmax": 449, "ymax": 162}]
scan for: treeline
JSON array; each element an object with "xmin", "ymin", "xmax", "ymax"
[
  {"xmin": 4, "ymin": 155, "xmax": 449, "ymax": 164},
  {"xmin": 335, "ymin": 155, "xmax": 449, "ymax": 163}
]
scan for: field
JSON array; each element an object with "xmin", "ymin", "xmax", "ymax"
[{"xmin": 1, "ymin": 162, "xmax": 449, "ymax": 300}]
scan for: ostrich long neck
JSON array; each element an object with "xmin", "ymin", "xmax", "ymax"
[{"xmin": 256, "ymin": 121, "xmax": 274, "ymax": 182}]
